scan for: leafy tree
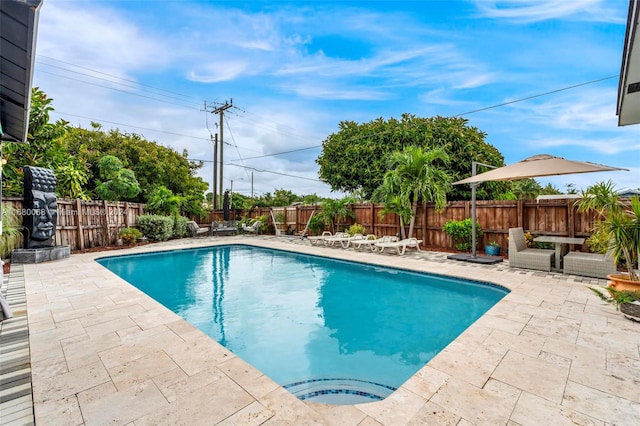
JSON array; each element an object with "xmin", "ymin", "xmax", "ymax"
[
  {"xmin": 316, "ymin": 114, "xmax": 507, "ymax": 200},
  {"xmin": 511, "ymin": 178, "xmax": 542, "ymax": 200},
  {"xmin": 2, "ymin": 87, "xmax": 70, "ymax": 195},
  {"xmin": 379, "ymin": 146, "xmax": 451, "ymax": 239},
  {"xmin": 55, "ymin": 159, "xmax": 91, "ymax": 200},
  {"xmin": 145, "ymin": 186, "xmax": 182, "ymax": 216},
  {"xmin": 95, "ymin": 155, "xmax": 141, "ymax": 201}
]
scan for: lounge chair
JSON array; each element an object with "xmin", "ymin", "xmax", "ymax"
[
  {"xmin": 341, "ymin": 233, "xmax": 366, "ymax": 249},
  {"xmin": 323, "ymin": 232, "xmax": 351, "ymax": 247},
  {"xmin": 241, "ymin": 221, "xmax": 262, "ymax": 234},
  {"xmin": 563, "ymin": 245, "xmax": 617, "ymax": 279},
  {"xmin": 351, "ymin": 235, "xmax": 397, "ymax": 251},
  {"xmin": 375, "ymin": 237, "xmax": 422, "ymax": 255},
  {"xmin": 308, "ymin": 231, "xmax": 333, "ymax": 245},
  {"xmin": 211, "ymin": 221, "xmax": 238, "ymax": 236},
  {"xmin": 187, "ymin": 221, "xmax": 210, "ymax": 237},
  {"xmin": 508, "ymin": 227, "xmax": 554, "ymax": 272}
]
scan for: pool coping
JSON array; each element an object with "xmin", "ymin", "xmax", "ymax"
[{"xmin": 4, "ymin": 235, "xmax": 640, "ymax": 425}]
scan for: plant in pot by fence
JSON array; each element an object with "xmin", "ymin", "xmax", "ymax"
[
  {"xmin": 589, "ymin": 286, "xmax": 640, "ymax": 322},
  {"xmin": 442, "ymin": 218, "xmax": 483, "ymax": 252},
  {"xmin": 485, "ymin": 240, "xmax": 501, "ymax": 256},
  {"xmin": 576, "ymin": 182, "xmax": 639, "ymax": 290}
]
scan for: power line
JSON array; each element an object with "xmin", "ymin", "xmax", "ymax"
[
  {"xmin": 226, "ymin": 163, "xmax": 321, "ymax": 182},
  {"xmin": 455, "ymin": 74, "xmax": 619, "ymax": 116}
]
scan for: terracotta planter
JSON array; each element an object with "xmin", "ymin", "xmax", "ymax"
[{"xmin": 607, "ymin": 274, "xmax": 640, "ymax": 292}]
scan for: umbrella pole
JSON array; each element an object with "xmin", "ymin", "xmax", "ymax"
[{"xmin": 471, "ymin": 181, "xmax": 477, "ymax": 257}]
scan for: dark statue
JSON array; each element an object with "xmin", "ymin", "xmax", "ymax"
[{"xmin": 22, "ymin": 166, "xmax": 58, "ymax": 249}]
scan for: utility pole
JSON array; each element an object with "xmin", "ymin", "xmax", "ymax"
[
  {"xmin": 213, "ymin": 133, "xmax": 218, "ymax": 211},
  {"xmin": 211, "ymin": 100, "xmax": 232, "ymax": 209}
]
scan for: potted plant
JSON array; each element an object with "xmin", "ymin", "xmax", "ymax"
[
  {"xmin": 603, "ymin": 196, "xmax": 640, "ymax": 290},
  {"xmin": 442, "ymin": 218, "xmax": 483, "ymax": 252},
  {"xmin": 589, "ymin": 286, "xmax": 640, "ymax": 322},
  {"xmin": 485, "ymin": 241, "xmax": 501, "ymax": 256},
  {"xmin": 577, "ymin": 183, "xmax": 639, "ymax": 290}
]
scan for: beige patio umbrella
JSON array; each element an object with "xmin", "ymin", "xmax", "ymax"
[{"xmin": 452, "ymin": 154, "xmax": 628, "ymax": 261}]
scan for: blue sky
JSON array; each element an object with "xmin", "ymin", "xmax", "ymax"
[{"xmin": 33, "ymin": 0, "xmax": 639, "ymax": 199}]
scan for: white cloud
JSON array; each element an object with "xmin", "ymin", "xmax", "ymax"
[{"xmin": 473, "ymin": 0, "xmax": 625, "ymax": 24}]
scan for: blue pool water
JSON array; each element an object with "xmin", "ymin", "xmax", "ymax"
[{"xmin": 97, "ymin": 245, "xmax": 508, "ymax": 404}]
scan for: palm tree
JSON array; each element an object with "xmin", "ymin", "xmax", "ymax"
[
  {"xmin": 317, "ymin": 197, "xmax": 356, "ymax": 234},
  {"xmin": 381, "ymin": 146, "xmax": 451, "ymax": 239}
]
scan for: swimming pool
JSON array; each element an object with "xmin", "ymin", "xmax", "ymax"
[{"xmin": 97, "ymin": 244, "xmax": 508, "ymax": 405}]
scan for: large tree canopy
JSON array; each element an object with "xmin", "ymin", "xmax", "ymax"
[{"xmin": 316, "ymin": 114, "xmax": 509, "ymax": 200}]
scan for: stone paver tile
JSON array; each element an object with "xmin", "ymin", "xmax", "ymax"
[
  {"xmin": 406, "ymin": 400, "xmax": 460, "ymax": 425},
  {"xmin": 259, "ymin": 386, "xmax": 326, "ymax": 425},
  {"xmin": 537, "ymin": 351, "xmax": 572, "ymax": 369},
  {"xmin": 83, "ymin": 315, "xmax": 136, "ymax": 338},
  {"xmin": 98, "ymin": 329, "xmax": 183, "ymax": 369},
  {"xmin": 164, "ymin": 335, "xmax": 235, "ymax": 376},
  {"xmin": 217, "ymin": 400, "xmax": 275, "ymax": 425},
  {"xmin": 482, "ymin": 329, "xmax": 545, "ymax": 358},
  {"xmin": 108, "ymin": 350, "xmax": 179, "ymax": 391},
  {"xmin": 356, "ymin": 386, "xmax": 426, "ymax": 425},
  {"xmin": 523, "ymin": 316, "xmax": 580, "ymax": 342},
  {"xmin": 32, "ymin": 362, "xmax": 111, "ymax": 404},
  {"xmin": 306, "ymin": 403, "xmax": 367, "ymax": 426},
  {"xmin": 153, "ymin": 364, "xmax": 226, "ymax": 403},
  {"xmin": 492, "ymin": 350, "xmax": 569, "ymax": 404},
  {"xmin": 219, "ymin": 356, "xmax": 280, "ymax": 400},
  {"xmin": 136, "ymin": 376, "xmax": 256, "ymax": 426},
  {"xmin": 511, "ymin": 391, "xmax": 603, "ymax": 426},
  {"xmin": 401, "ymin": 365, "xmax": 449, "ymax": 400},
  {"xmin": 562, "ymin": 380, "xmax": 640, "ymax": 425},
  {"xmin": 569, "ymin": 361, "xmax": 640, "ymax": 403},
  {"xmin": 542, "ymin": 337, "xmax": 606, "ymax": 369},
  {"xmin": 606, "ymin": 352, "xmax": 640, "ymax": 382},
  {"xmin": 430, "ymin": 377, "xmax": 520, "ymax": 425},
  {"xmin": 81, "ymin": 380, "xmax": 169, "ymax": 426},
  {"xmin": 30, "ymin": 355, "xmax": 68, "ymax": 378},
  {"xmin": 78, "ymin": 302, "xmax": 147, "ymax": 327},
  {"xmin": 428, "ymin": 340, "xmax": 506, "ymax": 388},
  {"xmin": 130, "ymin": 310, "xmax": 180, "ymax": 330},
  {"xmin": 62, "ymin": 331, "xmax": 122, "ymax": 370},
  {"xmin": 576, "ymin": 327, "xmax": 640, "ymax": 359},
  {"xmin": 356, "ymin": 416, "xmax": 384, "ymax": 426},
  {"xmin": 33, "ymin": 395, "xmax": 83, "ymax": 426}
]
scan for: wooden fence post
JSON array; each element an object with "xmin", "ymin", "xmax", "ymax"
[{"xmin": 75, "ymin": 199, "xmax": 84, "ymax": 251}]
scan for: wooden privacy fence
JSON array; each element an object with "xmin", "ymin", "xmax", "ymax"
[
  {"xmin": 3, "ymin": 197, "xmax": 145, "ymax": 252},
  {"xmin": 201, "ymin": 198, "xmax": 599, "ymax": 253}
]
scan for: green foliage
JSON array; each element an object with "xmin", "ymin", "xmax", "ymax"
[
  {"xmin": 346, "ymin": 223, "xmax": 366, "ymax": 236},
  {"xmin": 137, "ymin": 215, "xmax": 174, "ymax": 241},
  {"xmin": 172, "ymin": 216, "xmax": 189, "ymax": 239},
  {"xmin": 55, "ymin": 160, "xmax": 91, "ymax": 200},
  {"xmin": 146, "ymin": 186, "xmax": 182, "ymax": 216},
  {"xmin": 317, "ymin": 197, "xmax": 356, "ymax": 233},
  {"xmin": 510, "ymin": 179, "xmax": 543, "ymax": 200},
  {"xmin": 95, "ymin": 155, "xmax": 141, "ymax": 201},
  {"xmin": 118, "ymin": 227, "xmax": 142, "ymax": 246},
  {"xmin": 487, "ymin": 240, "xmax": 500, "ymax": 247},
  {"xmin": 307, "ymin": 214, "xmax": 326, "ymax": 236},
  {"xmin": 378, "ymin": 145, "xmax": 452, "ymax": 239},
  {"xmin": 316, "ymin": 114, "xmax": 507, "ymax": 200},
  {"xmin": 586, "ymin": 227, "xmax": 610, "ymax": 254},
  {"xmin": 0, "ymin": 205, "xmax": 24, "ymax": 258},
  {"xmin": 589, "ymin": 286, "xmax": 640, "ymax": 309},
  {"xmin": 442, "ymin": 218, "xmax": 483, "ymax": 252},
  {"xmin": 2, "ymin": 87, "xmax": 70, "ymax": 196}
]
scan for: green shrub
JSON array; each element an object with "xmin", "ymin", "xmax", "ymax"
[
  {"xmin": 346, "ymin": 223, "xmax": 366, "ymax": 236},
  {"xmin": 308, "ymin": 215, "xmax": 326, "ymax": 235},
  {"xmin": 172, "ymin": 216, "xmax": 189, "ymax": 238},
  {"xmin": 137, "ymin": 215, "xmax": 174, "ymax": 241},
  {"xmin": 0, "ymin": 205, "xmax": 23, "ymax": 259},
  {"xmin": 118, "ymin": 227, "xmax": 142, "ymax": 246},
  {"xmin": 442, "ymin": 218, "xmax": 483, "ymax": 252},
  {"xmin": 586, "ymin": 227, "xmax": 610, "ymax": 254}
]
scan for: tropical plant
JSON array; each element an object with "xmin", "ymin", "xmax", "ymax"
[
  {"xmin": 145, "ymin": 186, "xmax": 183, "ymax": 216},
  {"xmin": 118, "ymin": 227, "xmax": 142, "ymax": 246},
  {"xmin": 137, "ymin": 215, "xmax": 174, "ymax": 241},
  {"xmin": 307, "ymin": 214, "xmax": 326, "ymax": 236},
  {"xmin": 488, "ymin": 240, "xmax": 500, "ymax": 247},
  {"xmin": 346, "ymin": 223, "xmax": 366, "ymax": 236},
  {"xmin": 95, "ymin": 155, "xmax": 141, "ymax": 201},
  {"xmin": 589, "ymin": 286, "xmax": 640, "ymax": 310},
  {"xmin": 442, "ymin": 218, "xmax": 483, "ymax": 252},
  {"xmin": 373, "ymin": 191, "xmax": 412, "ymax": 240},
  {"xmin": 0, "ymin": 205, "xmax": 24, "ymax": 258},
  {"xmin": 317, "ymin": 197, "xmax": 356, "ymax": 233},
  {"xmin": 380, "ymin": 146, "xmax": 451, "ymax": 239},
  {"xmin": 55, "ymin": 160, "xmax": 91, "ymax": 200}
]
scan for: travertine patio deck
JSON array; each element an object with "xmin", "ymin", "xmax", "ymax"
[{"xmin": 1, "ymin": 235, "xmax": 639, "ymax": 425}]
